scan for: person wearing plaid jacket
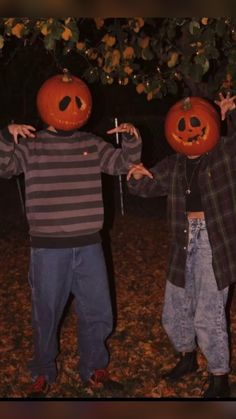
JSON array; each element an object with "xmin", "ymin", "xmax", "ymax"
[{"xmin": 127, "ymin": 93, "xmax": 236, "ymax": 398}]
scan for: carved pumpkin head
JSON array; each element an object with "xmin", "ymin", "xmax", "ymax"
[
  {"xmin": 164, "ymin": 97, "xmax": 220, "ymax": 156},
  {"xmin": 36, "ymin": 69, "xmax": 92, "ymax": 131}
]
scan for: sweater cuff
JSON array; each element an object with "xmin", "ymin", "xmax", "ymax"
[
  {"xmin": 122, "ymin": 130, "xmax": 140, "ymax": 141},
  {"xmin": 122, "ymin": 132, "xmax": 134, "ymax": 141}
]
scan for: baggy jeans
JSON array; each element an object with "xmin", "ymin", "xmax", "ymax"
[
  {"xmin": 162, "ymin": 218, "xmax": 230, "ymax": 374},
  {"xmin": 28, "ymin": 243, "xmax": 113, "ymax": 383}
]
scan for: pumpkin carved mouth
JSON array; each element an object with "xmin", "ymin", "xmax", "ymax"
[
  {"xmin": 173, "ymin": 126, "xmax": 209, "ymax": 145},
  {"xmin": 49, "ymin": 113, "xmax": 90, "ymax": 127},
  {"xmin": 188, "ymin": 126, "xmax": 207, "ymax": 142}
]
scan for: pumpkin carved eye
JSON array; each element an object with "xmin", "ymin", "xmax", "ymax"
[
  {"xmin": 190, "ymin": 117, "xmax": 201, "ymax": 127},
  {"xmin": 59, "ymin": 96, "xmax": 71, "ymax": 111},
  {"xmin": 76, "ymin": 96, "xmax": 82, "ymax": 109},
  {"xmin": 178, "ymin": 118, "xmax": 185, "ymax": 131}
]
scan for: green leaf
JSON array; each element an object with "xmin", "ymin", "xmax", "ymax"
[
  {"xmin": 202, "ymin": 28, "xmax": 215, "ymax": 43},
  {"xmin": 166, "ymin": 79, "xmax": 178, "ymax": 95},
  {"xmin": 205, "ymin": 45, "xmax": 219, "ymax": 59},
  {"xmin": 189, "ymin": 21, "xmax": 201, "ymax": 35},
  {"xmin": 227, "ymin": 48, "xmax": 236, "ymax": 64},
  {"xmin": 43, "ymin": 34, "xmax": 56, "ymax": 50},
  {"xmin": 46, "ymin": 20, "xmax": 64, "ymax": 41},
  {"xmin": 194, "ymin": 54, "xmax": 210, "ymax": 74},
  {"xmin": 179, "ymin": 61, "xmax": 191, "ymax": 78},
  {"xmin": 155, "ymin": 90, "xmax": 163, "ymax": 98},
  {"xmin": 227, "ymin": 64, "xmax": 236, "ymax": 78},
  {"xmin": 0, "ymin": 34, "xmax": 4, "ymax": 49},
  {"xmin": 142, "ymin": 47, "xmax": 154, "ymax": 60},
  {"xmin": 100, "ymin": 72, "xmax": 111, "ymax": 84},
  {"xmin": 189, "ymin": 63, "xmax": 204, "ymax": 82},
  {"xmin": 167, "ymin": 23, "xmax": 176, "ymax": 39},
  {"xmin": 66, "ymin": 20, "xmax": 79, "ymax": 43},
  {"xmin": 215, "ymin": 19, "xmax": 226, "ymax": 37}
]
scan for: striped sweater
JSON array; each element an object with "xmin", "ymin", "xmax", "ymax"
[{"xmin": 0, "ymin": 128, "xmax": 141, "ymax": 247}]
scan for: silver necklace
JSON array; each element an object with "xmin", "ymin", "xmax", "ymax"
[{"xmin": 184, "ymin": 157, "xmax": 202, "ymax": 195}]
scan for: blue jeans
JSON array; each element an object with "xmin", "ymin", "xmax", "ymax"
[
  {"xmin": 162, "ymin": 218, "xmax": 230, "ymax": 374},
  {"xmin": 28, "ymin": 243, "xmax": 113, "ymax": 383}
]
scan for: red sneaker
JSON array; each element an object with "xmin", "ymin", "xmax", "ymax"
[
  {"xmin": 27, "ymin": 375, "xmax": 49, "ymax": 398},
  {"xmin": 87, "ymin": 369, "xmax": 123, "ymax": 392}
]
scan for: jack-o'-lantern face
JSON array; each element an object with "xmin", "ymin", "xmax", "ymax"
[
  {"xmin": 165, "ymin": 97, "xmax": 220, "ymax": 156},
  {"xmin": 36, "ymin": 69, "xmax": 92, "ymax": 131}
]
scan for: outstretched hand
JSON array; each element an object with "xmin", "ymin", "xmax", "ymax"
[
  {"xmin": 215, "ymin": 92, "xmax": 236, "ymax": 121},
  {"xmin": 107, "ymin": 123, "xmax": 139, "ymax": 140},
  {"xmin": 8, "ymin": 124, "xmax": 36, "ymax": 144},
  {"xmin": 127, "ymin": 163, "xmax": 153, "ymax": 181}
]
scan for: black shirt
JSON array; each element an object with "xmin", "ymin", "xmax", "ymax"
[{"xmin": 185, "ymin": 156, "xmax": 203, "ymax": 211}]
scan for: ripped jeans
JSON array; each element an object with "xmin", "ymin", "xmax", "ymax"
[{"xmin": 162, "ymin": 218, "xmax": 230, "ymax": 374}]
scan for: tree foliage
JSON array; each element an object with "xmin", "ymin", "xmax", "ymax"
[{"xmin": 1, "ymin": 17, "xmax": 236, "ymax": 100}]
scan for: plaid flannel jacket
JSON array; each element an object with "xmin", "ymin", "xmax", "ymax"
[{"xmin": 128, "ymin": 109, "xmax": 236, "ymax": 290}]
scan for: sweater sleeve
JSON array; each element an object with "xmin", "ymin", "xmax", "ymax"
[
  {"xmin": 127, "ymin": 154, "xmax": 176, "ymax": 198},
  {"xmin": 96, "ymin": 130, "xmax": 142, "ymax": 175},
  {"xmin": 0, "ymin": 128, "xmax": 29, "ymax": 178}
]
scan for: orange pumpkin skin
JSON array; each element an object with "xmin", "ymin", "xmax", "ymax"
[
  {"xmin": 37, "ymin": 70, "xmax": 92, "ymax": 131},
  {"xmin": 164, "ymin": 97, "xmax": 220, "ymax": 156}
]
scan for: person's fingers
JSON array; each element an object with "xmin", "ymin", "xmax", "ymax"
[
  {"xmin": 128, "ymin": 163, "xmax": 143, "ymax": 170},
  {"xmin": 127, "ymin": 165, "xmax": 153, "ymax": 180},
  {"xmin": 23, "ymin": 125, "xmax": 36, "ymax": 131},
  {"xmin": 107, "ymin": 128, "xmax": 130, "ymax": 134},
  {"xmin": 22, "ymin": 128, "xmax": 35, "ymax": 138},
  {"xmin": 19, "ymin": 129, "xmax": 27, "ymax": 138},
  {"xmin": 126, "ymin": 168, "xmax": 135, "ymax": 180},
  {"xmin": 142, "ymin": 168, "xmax": 153, "ymax": 179},
  {"xmin": 9, "ymin": 124, "xmax": 36, "ymax": 142},
  {"xmin": 127, "ymin": 165, "xmax": 143, "ymax": 180},
  {"xmin": 106, "ymin": 126, "xmax": 117, "ymax": 133},
  {"xmin": 132, "ymin": 127, "xmax": 139, "ymax": 138},
  {"xmin": 107, "ymin": 127, "xmax": 122, "ymax": 134},
  {"xmin": 107, "ymin": 123, "xmax": 136, "ymax": 134},
  {"xmin": 13, "ymin": 133, "xmax": 18, "ymax": 144}
]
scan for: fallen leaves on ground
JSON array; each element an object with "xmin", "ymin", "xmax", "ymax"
[{"xmin": 0, "ymin": 209, "xmax": 236, "ymax": 399}]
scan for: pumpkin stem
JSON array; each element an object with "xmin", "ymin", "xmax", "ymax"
[
  {"xmin": 182, "ymin": 97, "xmax": 192, "ymax": 111},
  {"xmin": 62, "ymin": 68, "xmax": 73, "ymax": 82}
]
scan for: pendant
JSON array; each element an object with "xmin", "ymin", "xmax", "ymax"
[{"xmin": 186, "ymin": 189, "xmax": 191, "ymax": 195}]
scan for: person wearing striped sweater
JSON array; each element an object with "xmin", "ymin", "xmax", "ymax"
[{"xmin": 0, "ymin": 121, "xmax": 141, "ymax": 396}]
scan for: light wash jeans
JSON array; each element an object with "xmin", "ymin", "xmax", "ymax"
[
  {"xmin": 162, "ymin": 218, "xmax": 230, "ymax": 374},
  {"xmin": 28, "ymin": 243, "xmax": 113, "ymax": 383}
]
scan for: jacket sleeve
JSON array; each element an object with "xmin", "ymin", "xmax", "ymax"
[
  {"xmin": 219, "ymin": 108, "xmax": 236, "ymax": 155},
  {"xmin": 0, "ymin": 128, "xmax": 29, "ymax": 178},
  {"xmin": 226, "ymin": 107, "xmax": 236, "ymax": 137},
  {"xmin": 96, "ymin": 130, "xmax": 142, "ymax": 175},
  {"xmin": 127, "ymin": 154, "xmax": 176, "ymax": 198}
]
